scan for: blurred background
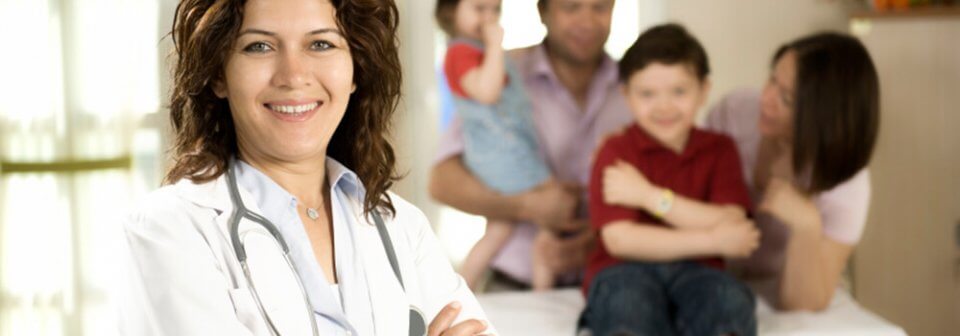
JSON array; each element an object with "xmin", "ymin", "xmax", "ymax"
[{"xmin": 0, "ymin": 0, "xmax": 956, "ymax": 335}]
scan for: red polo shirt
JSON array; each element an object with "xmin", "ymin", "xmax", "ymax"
[{"xmin": 584, "ymin": 123, "xmax": 751, "ymax": 294}]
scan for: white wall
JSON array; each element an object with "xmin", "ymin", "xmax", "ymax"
[
  {"xmin": 393, "ymin": 0, "xmax": 443, "ymax": 224},
  {"xmin": 661, "ymin": 0, "xmax": 859, "ymax": 116}
]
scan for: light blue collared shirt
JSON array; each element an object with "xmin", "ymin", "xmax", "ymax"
[{"xmin": 236, "ymin": 158, "xmax": 375, "ymax": 335}]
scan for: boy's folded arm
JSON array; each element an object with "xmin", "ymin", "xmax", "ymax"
[
  {"xmin": 656, "ymin": 192, "xmax": 746, "ymax": 230},
  {"xmin": 601, "ymin": 220, "xmax": 718, "ymax": 262},
  {"xmin": 649, "ymin": 136, "xmax": 752, "ymax": 230}
]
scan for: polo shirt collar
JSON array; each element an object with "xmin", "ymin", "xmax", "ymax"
[{"xmin": 627, "ymin": 123, "xmax": 708, "ymax": 160}]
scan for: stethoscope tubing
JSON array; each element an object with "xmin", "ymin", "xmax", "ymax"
[
  {"xmin": 228, "ymin": 164, "xmax": 320, "ymax": 336},
  {"xmin": 225, "ymin": 161, "xmax": 423, "ymax": 336}
]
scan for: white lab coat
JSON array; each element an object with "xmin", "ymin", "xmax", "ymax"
[{"xmin": 119, "ymin": 173, "xmax": 494, "ymax": 335}]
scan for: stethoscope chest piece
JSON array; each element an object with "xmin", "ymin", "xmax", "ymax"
[{"xmin": 409, "ymin": 305, "xmax": 427, "ymax": 336}]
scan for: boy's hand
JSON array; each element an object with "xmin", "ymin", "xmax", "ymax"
[
  {"xmin": 481, "ymin": 22, "xmax": 503, "ymax": 49},
  {"xmin": 709, "ymin": 219, "xmax": 760, "ymax": 258},
  {"xmin": 603, "ymin": 160, "xmax": 655, "ymax": 209}
]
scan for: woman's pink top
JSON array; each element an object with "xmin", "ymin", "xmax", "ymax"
[{"xmin": 704, "ymin": 89, "xmax": 871, "ymax": 277}]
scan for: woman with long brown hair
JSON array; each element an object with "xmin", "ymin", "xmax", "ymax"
[
  {"xmin": 119, "ymin": 0, "xmax": 494, "ymax": 335},
  {"xmin": 705, "ymin": 32, "xmax": 880, "ymax": 311}
]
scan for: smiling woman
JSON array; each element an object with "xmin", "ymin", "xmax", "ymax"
[
  {"xmin": 120, "ymin": 0, "xmax": 495, "ymax": 335},
  {"xmin": 166, "ymin": 0, "xmax": 400, "ymax": 216}
]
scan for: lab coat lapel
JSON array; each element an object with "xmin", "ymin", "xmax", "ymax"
[
  {"xmin": 176, "ymin": 175, "xmax": 231, "ymax": 213},
  {"xmin": 356, "ymin": 209, "xmax": 409, "ymax": 334},
  {"xmin": 177, "ymin": 175, "xmax": 335, "ymax": 334}
]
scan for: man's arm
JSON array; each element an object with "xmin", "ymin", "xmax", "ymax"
[
  {"xmin": 429, "ymin": 155, "xmax": 523, "ymax": 221},
  {"xmin": 429, "ymin": 155, "xmax": 581, "ymax": 232}
]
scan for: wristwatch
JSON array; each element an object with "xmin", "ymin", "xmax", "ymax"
[{"xmin": 652, "ymin": 188, "xmax": 674, "ymax": 217}]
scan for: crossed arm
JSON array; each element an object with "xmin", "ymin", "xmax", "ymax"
[{"xmin": 598, "ymin": 160, "xmax": 759, "ymax": 262}]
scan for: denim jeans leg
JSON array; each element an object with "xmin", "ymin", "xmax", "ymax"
[
  {"xmin": 580, "ymin": 263, "xmax": 676, "ymax": 336},
  {"xmin": 667, "ymin": 263, "xmax": 757, "ymax": 336}
]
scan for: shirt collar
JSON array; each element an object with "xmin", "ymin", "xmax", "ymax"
[
  {"xmin": 627, "ymin": 123, "xmax": 709, "ymax": 160},
  {"xmin": 234, "ymin": 157, "xmax": 366, "ymax": 223},
  {"xmin": 530, "ymin": 44, "xmax": 554, "ymax": 79},
  {"xmin": 235, "ymin": 159, "xmax": 295, "ymax": 224},
  {"xmin": 325, "ymin": 157, "xmax": 365, "ymax": 200},
  {"xmin": 529, "ymin": 42, "xmax": 619, "ymax": 88}
]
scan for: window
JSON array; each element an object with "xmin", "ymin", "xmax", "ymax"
[{"xmin": 0, "ymin": 0, "xmax": 163, "ymax": 335}]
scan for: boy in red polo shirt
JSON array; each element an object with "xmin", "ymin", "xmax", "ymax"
[{"xmin": 580, "ymin": 24, "xmax": 759, "ymax": 336}]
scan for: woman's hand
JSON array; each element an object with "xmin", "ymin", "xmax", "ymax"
[
  {"xmin": 709, "ymin": 218, "xmax": 760, "ymax": 258},
  {"xmin": 759, "ymin": 177, "xmax": 821, "ymax": 233},
  {"xmin": 602, "ymin": 160, "xmax": 655, "ymax": 209},
  {"xmin": 755, "ymin": 137, "xmax": 794, "ymax": 191},
  {"xmin": 769, "ymin": 142, "xmax": 795, "ymax": 181},
  {"xmin": 428, "ymin": 302, "xmax": 489, "ymax": 336}
]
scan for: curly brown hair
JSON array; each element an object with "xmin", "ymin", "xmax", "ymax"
[{"xmin": 166, "ymin": 0, "xmax": 402, "ymax": 216}]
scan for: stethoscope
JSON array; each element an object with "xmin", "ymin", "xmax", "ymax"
[{"xmin": 226, "ymin": 163, "xmax": 427, "ymax": 336}]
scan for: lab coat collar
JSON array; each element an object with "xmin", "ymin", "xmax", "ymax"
[
  {"xmin": 173, "ymin": 163, "xmax": 359, "ymax": 332},
  {"xmin": 172, "ymin": 158, "xmax": 410, "ymax": 334},
  {"xmin": 174, "ymin": 172, "xmax": 233, "ymax": 213},
  {"xmin": 175, "ymin": 157, "xmax": 364, "ymax": 214}
]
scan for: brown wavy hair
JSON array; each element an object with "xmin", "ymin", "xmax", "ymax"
[{"xmin": 165, "ymin": 0, "xmax": 402, "ymax": 216}]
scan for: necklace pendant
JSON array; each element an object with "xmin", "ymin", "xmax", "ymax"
[{"xmin": 306, "ymin": 207, "xmax": 319, "ymax": 220}]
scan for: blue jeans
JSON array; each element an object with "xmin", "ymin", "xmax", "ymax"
[{"xmin": 580, "ymin": 262, "xmax": 757, "ymax": 336}]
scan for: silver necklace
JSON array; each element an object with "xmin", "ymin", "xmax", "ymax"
[
  {"xmin": 305, "ymin": 207, "xmax": 320, "ymax": 220},
  {"xmin": 305, "ymin": 180, "xmax": 328, "ymax": 221}
]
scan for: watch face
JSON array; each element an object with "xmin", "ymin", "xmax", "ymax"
[{"xmin": 655, "ymin": 190, "xmax": 674, "ymax": 217}]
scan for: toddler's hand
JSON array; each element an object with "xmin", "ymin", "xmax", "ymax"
[
  {"xmin": 710, "ymin": 219, "xmax": 760, "ymax": 258},
  {"xmin": 481, "ymin": 22, "xmax": 503, "ymax": 49}
]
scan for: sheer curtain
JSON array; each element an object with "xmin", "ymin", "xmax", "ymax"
[{"xmin": 0, "ymin": 0, "xmax": 164, "ymax": 335}]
